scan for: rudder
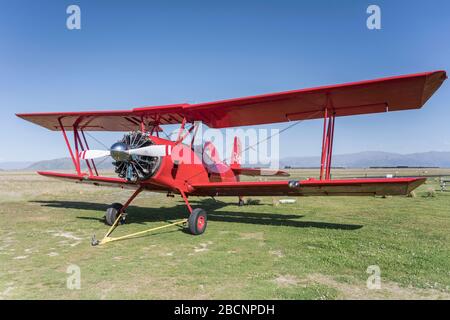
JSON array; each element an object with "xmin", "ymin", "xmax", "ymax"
[{"xmin": 230, "ymin": 136, "xmax": 241, "ymax": 169}]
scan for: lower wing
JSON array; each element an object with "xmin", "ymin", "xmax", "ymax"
[
  {"xmin": 37, "ymin": 171, "xmax": 168, "ymax": 192},
  {"xmin": 190, "ymin": 178, "xmax": 426, "ymax": 197},
  {"xmin": 38, "ymin": 172, "xmax": 426, "ymax": 197}
]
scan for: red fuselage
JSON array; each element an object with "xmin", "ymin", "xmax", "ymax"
[{"xmin": 146, "ymin": 136, "xmax": 238, "ymax": 194}]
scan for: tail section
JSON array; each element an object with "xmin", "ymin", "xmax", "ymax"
[
  {"xmin": 229, "ymin": 136, "xmax": 289, "ymax": 177},
  {"xmin": 230, "ymin": 136, "xmax": 241, "ymax": 169}
]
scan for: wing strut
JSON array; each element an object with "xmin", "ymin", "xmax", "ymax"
[
  {"xmin": 80, "ymin": 129, "xmax": 99, "ymax": 176},
  {"xmin": 320, "ymin": 97, "xmax": 336, "ymax": 180},
  {"xmin": 57, "ymin": 117, "xmax": 101, "ymax": 176}
]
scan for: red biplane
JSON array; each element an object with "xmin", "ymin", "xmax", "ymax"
[{"xmin": 17, "ymin": 70, "xmax": 447, "ymax": 245}]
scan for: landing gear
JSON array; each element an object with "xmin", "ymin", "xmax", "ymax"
[
  {"xmin": 92, "ymin": 187, "xmax": 144, "ymax": 246},
  {"xmin": 238, "ymin": 197, "xmax": 245, "ymax": 206},
  {"xmin": 188, "ymin": 208, "xmax": 207, "ymax": 235},
  {"xmin": 105, "ymin": 203, "xmax": 126, "ymax": 226},
  {"xmin": 179, "ymin": 190, "xmax": 208, "ymax": 236},
  {"xmin": 92, "ymin": 188, "xmax": 207, "ymax": 246}
]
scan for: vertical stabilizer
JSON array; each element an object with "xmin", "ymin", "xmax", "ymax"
[{"xmin": 230, "ymin": 136, "xmax": 241, "ymax": 169}]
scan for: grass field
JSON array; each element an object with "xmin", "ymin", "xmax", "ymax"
[{"xmin": 1, "ymin": 169, "xmax": 449, "ymax": 299}]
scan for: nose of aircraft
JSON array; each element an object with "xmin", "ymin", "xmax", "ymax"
[{"xmin": 110, "ymin": 142, "xmax": 130, "ymax": 161}]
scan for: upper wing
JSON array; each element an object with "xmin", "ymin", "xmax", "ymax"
[
  {"xmin": 190, "ymin": 178, "xmax": 426, "ymax": 197},
  {"xmin": 16, "ymin": 104, "xmax": 188, "ymax": 131},
  {"xmin": 17, "ymin": 71, "xmax": 446, "ymax": 131},
  {"xmin": 188, "ymin": 70, "xmax": 446, "ymax": 128}
]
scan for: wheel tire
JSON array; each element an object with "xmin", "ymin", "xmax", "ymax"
[
  {"xmin": 105, "ymin": 203, "xmax": 124, "ymax": 226},
  {"xmin": 238, "ymin": 198, "xmax": 245, "ymax": 206},
  {"xmin": 188, "ymin": 208, "xmax": 207, "ymax": 235}
]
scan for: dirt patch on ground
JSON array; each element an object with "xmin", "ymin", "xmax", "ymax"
[
  {"xmin": 269, "ymin": 250, "xmax": 284, "ymax": 258},
  {"xmin": 273, "ymin": 275, "xmax": 299, "ymax": 287},
  {"xmin": 94, "ymin": 276, "xmax": 215, "ymax": 300},
  {"xmin": 13, "ymin": 255, "xmax": 29, "ymax": 260},
  {"xmin": 239, "ymin": 232, "xmax": 264, "ymax": 240},
  {"xmin": 193, "ymin": 241, "xmax": 213, "ymax": 253},
  {"xmin": 0, "ymin": 283, "xmax": 15, "ymax": 299},
  {"xmin": 49, "ymin": 231, "xmax": 83, "ymax": 241},
  {"xmin": 303, "ymin": 274, "xmax": 450, "ymax": 300}
]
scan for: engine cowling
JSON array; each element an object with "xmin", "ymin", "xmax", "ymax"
[{"xmin": 112, "ymin": 132, "xmax": 161, "ymax": 182}]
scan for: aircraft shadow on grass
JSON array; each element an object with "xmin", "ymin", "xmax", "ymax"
[{"xmin": 32, "ymin": 199, "xmax": 363, "ymax": 231}]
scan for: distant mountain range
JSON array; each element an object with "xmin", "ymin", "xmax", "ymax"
[
  {"xmin": 280, "ymin": 151, "xmax": 450, "ymax": 168},
  {"xmin": 0, "ymin": 159, "xmax": 113, "ymax": 171},
  {"xmin": 1, "ymin": 151, "xmax": 450, "ymax": 171},
  {"xmin": 24, "ymin": 158, "xmax": 114, "ymax": 171},
  {"xmin": 0, "ymin": 161, "xmax": 34, "ymax": 170}
]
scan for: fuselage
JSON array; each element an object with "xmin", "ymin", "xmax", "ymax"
[{"xmin": 144, "ymin": 136, "xmax": 239, "ymax": 194}]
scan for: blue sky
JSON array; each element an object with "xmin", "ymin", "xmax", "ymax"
[{"xmin": 1, "ymin": 0, "xmax": 449, "ymax": 162}]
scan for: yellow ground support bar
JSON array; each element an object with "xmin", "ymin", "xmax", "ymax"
[{"xmin": 93, "ymin": 216, "xmax": 187, "ymax": 246}]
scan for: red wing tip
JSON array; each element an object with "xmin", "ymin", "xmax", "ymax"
[
  {"xmin": 430, "ymin": 70, "xmax": 447, "ymax": 80},
  {"xmin": 37, "ymin": 171, "xmax": 85, "ymax": 178},
  {"xmin": 37, "ymin": 171, "xmax": 55, "ymax": 176},
  {"xmin": 407, "ymin": 177, "xmax": 427, "ymax": 194}
]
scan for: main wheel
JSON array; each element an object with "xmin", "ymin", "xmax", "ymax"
[
  {"xmin": 105, "ymin": 203, "xmax": 125, "ymax": 226},
  {"xmin": 188, "ymin": 208, "xmax": 207, "ymax": 235}
]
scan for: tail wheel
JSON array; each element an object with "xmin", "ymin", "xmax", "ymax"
[
  {"xmin": 188, "ymin": 208, "xmax": 207, "ymax": 235},
  {"xmin": 105, "ymin": 203, "xmax": 125, "ymax": 226}
]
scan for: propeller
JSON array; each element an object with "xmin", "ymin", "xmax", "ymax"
[
  {"xmin": 79, "ymin": 132, "xmax": 171, "ymax": 182},
  {"xmin": 79, "ymin": 143, "xmax": 172, "ymax": 161}
]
